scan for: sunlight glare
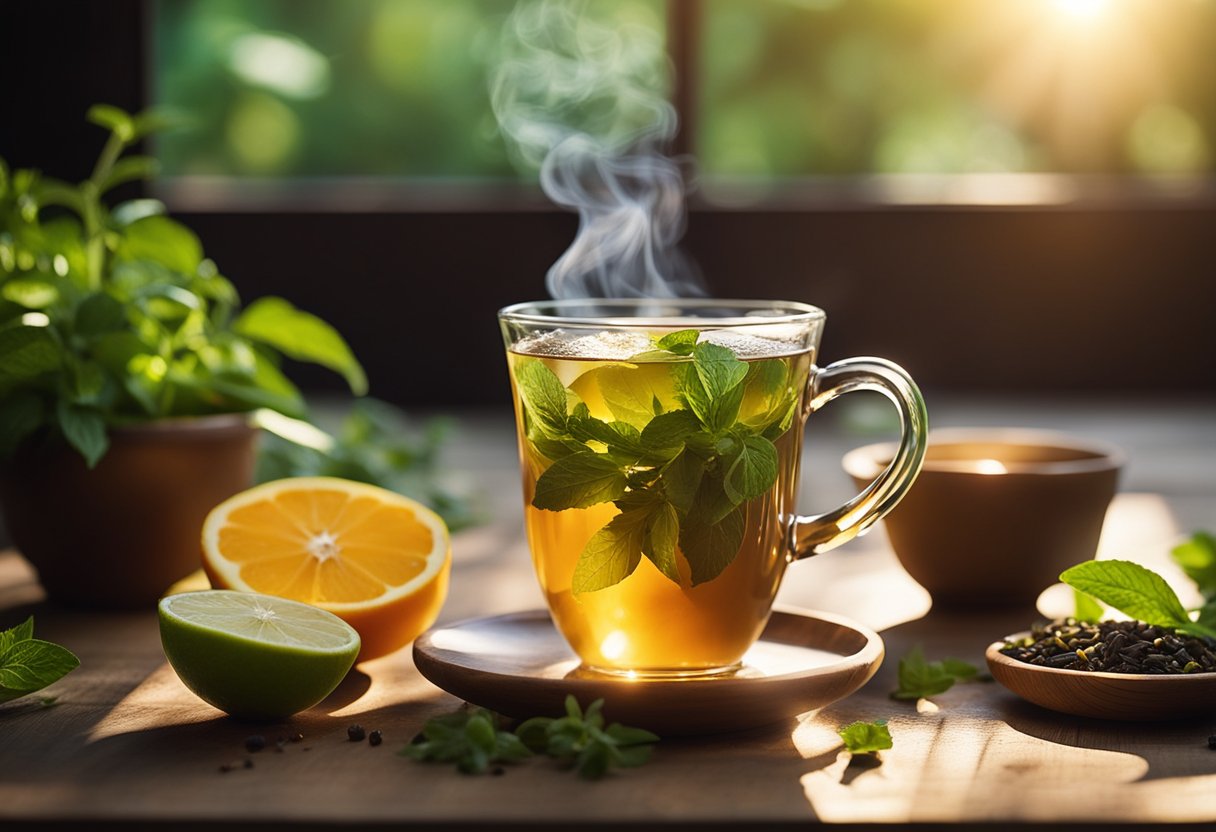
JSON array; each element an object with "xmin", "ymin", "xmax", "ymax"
[{"xmin": 1055, "ymin": 0, "xmax": 1111, "ymax": 22}]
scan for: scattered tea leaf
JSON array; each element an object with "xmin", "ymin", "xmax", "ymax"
[
  {"xmin": 515, "ymin": 695, "xmax": 658, "ymax": 780},
  {"xmin": 400, "ymin": 708, "xmax": 531, "ymax": 775},
  {"xmin": 891, "ymin": 645, "xmax": 979, "ymax": 700},
  {"xmin": 0, "ymin": 617, "xmax": 79, "ymax": 705},
  {"xmin": 838, "ymin": 720, "xmax": 893, "ymax": 755}
]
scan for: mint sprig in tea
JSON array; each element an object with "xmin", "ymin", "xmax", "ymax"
[{"xmin": 508, "ymin": 327, "xmax": 811, "ymax": 674}]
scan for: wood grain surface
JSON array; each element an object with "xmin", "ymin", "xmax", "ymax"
[{"xmin": 2, "ymin": 400, "xmax": 1214, "ymax": 829}]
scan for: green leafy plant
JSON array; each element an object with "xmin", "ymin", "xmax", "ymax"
[
  {"xmin": 1171, "ymin": 531, "xmax": 1216, "ymax": 630},
  {"xmin": 0, "ymin": 617, "xmax": 79, "ymax": 704},
  {"xmin": 891, "ymin": 645, "xmax": 980, "ymax": 700},
  {"xmin": 1061, "ymin": 558, "xmax": 1216, "ymax": 641},
  {"xmin": 515, "ymin": 330, "xmax": 801, "ymax": 593},
  {"xmin": 255, "ymin": 399, "xmax": 481, "ymax": 532},
  {"xmin": 516, "ymin": 695, "xmax": 659, "ymax": 780},
  {"xmin": 400, "ymin": 707, "xmax": 532, "ymax": 775},
  {"xmin": 403, "ymin": 696, "xmax": 659, "ymax": 780},
  {"xmin": 838, "ymin": 719, "xmax": 893, "ymax": 755},
  {"xmin": 0, "ymin": 104, "xmax": 364, "ymax": 467}
]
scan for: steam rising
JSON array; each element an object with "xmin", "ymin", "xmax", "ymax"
[{"xmin": 491, "ymin": 0, "xmax": 704, "ymax": 300}]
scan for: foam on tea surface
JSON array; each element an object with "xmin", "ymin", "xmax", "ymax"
[{"xmin": 515, "ymin": 328, "xmax": 806, "ymax": 360}]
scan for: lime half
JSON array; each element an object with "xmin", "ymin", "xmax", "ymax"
[{"xmin": 159, "ymin": 590, "xmax": 361, "ymax": 720}]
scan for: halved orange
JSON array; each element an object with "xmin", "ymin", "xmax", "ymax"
[{"xmin": 201, "ymin": 477, "xmax": 450, "ymax": 661}]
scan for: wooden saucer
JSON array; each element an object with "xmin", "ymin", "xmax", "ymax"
[
  {"xmin": 986, "ymin": 637, "xmax": 1216, "ymax": 721},
  {"xmin": 412, "ymin": 607, "xmax": 883, "ymax": 735}
]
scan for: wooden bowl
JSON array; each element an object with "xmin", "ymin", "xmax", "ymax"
[{"xmin": 986, "ymin": 636, "xmax": 1216, "ymax": 721}]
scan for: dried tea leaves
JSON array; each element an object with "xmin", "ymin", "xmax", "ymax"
[{"xmin": 1001, "ymin": 619, "xmax": 1216, "ymax": 674}]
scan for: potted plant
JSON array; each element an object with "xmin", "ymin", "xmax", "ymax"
[{"xmin": 0, "ymin": 105, "xmax": 366, "ymax": 607}]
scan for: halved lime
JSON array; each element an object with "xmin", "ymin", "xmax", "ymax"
[{"xmin": 159, "ymin": 590, "xmax": 361, "ymax": 720}]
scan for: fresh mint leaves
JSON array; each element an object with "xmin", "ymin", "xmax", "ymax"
[
  {"xmin": 0, "ymin": 617, "xmax": 79, "ymax": 704},
  {"xmin": 891, "ymin": 645, "xmax": 980, "ymax": 700},
  {"xmin": 400, "ymin": 707, "xmax": 531, "ymax": 775},
  {"xmin": 0, "ymin": 104, "xmax": 365, "ymax": 467},
  {"xmin": 838, "ymin": 719, "xmax": 893, "ymax": 755},
  {"xmin": 1060, "ymin": 559, "xmax": 1216, "ymax": 640},
  {"xmin": 1171, "ymin": 532, "xmax": 1216, "ymax": 630},
  {"xmin": 516, "ymin": 695, "xmax": 659, "ymax": 780},
  {"xmin": 515, "ymin": 331, "xmax": 800, "ymax": 593},
  {"xmin": 403, "ymin": 696, "xmax": 658, "ymax": 780}
]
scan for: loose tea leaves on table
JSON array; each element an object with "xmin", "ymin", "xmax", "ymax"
[{"xmin": 1001, "ymin": 619, "xmax": 1216, "ymax": 674}]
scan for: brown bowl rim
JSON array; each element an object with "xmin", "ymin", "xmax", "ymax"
[{"xmin": 843, "ymin": 427, "xmax": 1125, "ymax": 479}]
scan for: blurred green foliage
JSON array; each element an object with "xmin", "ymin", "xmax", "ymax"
[
  {"xmin": 701, "ymin": 0, "xmax": 1216, "ymax": 176},
  {"xmin": 153, "ymin": 0, "xmax": 1215, "ymax": 179},
  {"xmin": 256, "ymin": 398, "xmax": 482, "ymax": 532}
]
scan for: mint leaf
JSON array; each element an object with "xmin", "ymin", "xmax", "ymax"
[
  {"xmin": 655, "ymin": 329, "xmax": 699, "ymax": 355},
  {"xmin": 532, "ymin": 451, "xmax": 628, "ymax": 512},
  {"xmin": 514, "ymin": 359, "xmax": 570, "ymax": 437},
  {"xmin": 644, "ymin": 501, "xmax": 681, "ymax": 583},
  {"xmin": 0, "ymin": 619, "xmax": 79, "ymax": 705},
  {"xmin": 0, "ymin": 393, "xmax": 45, "ymax": 456},
  {"xmin": 233, "ymin": 297, "xmax": 367, "ymax": 396},
  {"xmin": 0, "ymin": 325, "xmax": 61, "ymax": 386},
  {"xmin": 402, "ymin": 708, "xmax": 532, "ymax": 775},
  {"xmin": 660, "ymin": 449, "xmax": 705, "ymax": 515},
  {"xmin": 572, "ymin": 508, "xmax": 648, "ymax": 594},
  {"xmin": 515, "ymin": 695, "xmax": 658, "ymax": 780},
  {"xmin": 74, "ymin": 292, "xmax": 127, "ymax": 337},
  {"xmin": 691, "ymin": 342, "xmax": 749, "ymax": 399},
  {"xmin": 1171, "ymin": 532, "xmax": 1216, "ymax": 601},
  {"xmin": 1073, "ymin": 588, "xmax": 1104, "ymax": 622},
  {"xmin": 677, "ymin": 343, "xmax": 749, "ymax": 434},
  {"xmin": 891, "ymin": 645, "xmax": 978, "ymax": 700},
  {"xmin": 680, "ymin": 507, "xmax": 745, "ymax": 586},
  {"xmin": 1060, "ymin": 560, "xmax": 1192, "ymax": 630},
  {"xmin": 722, "ymin": 434, "xmax": 779, "ymax": 504},
  {"xmin": 838, "ymin": 720, "xmax": 893, "ymax": 755},
  {"xmin": 55, "ymin": 401, "xmax": 108, "ymax": 468},
  {"xmin": 115, "ymin": 215, "xmax": 203, "ymax": 276},
  {"xmin": 568, "ymin": 409, "xmax": 643, "ymax": 457},
  {"xmin": 639, "ymin": 409, "xmax": 701, "ymax": 454},
  {"xmin": 592, "ymin": 365, "xmax": 676, "ymax": 428},
  {"xmin": 0, "ymin": 617, "xmax": 34, "ymax": 655}
]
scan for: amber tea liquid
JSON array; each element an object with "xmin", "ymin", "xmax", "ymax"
[{"xmin": 508, "ymin": 330, "xmax": 813, "ymax": 675}]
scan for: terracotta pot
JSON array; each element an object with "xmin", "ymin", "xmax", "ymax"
[{"xmin": 0, "ymin": 414, "xmax": 258, "ymax": 609}]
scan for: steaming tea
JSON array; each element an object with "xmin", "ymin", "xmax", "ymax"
[
  {"xmin": 508, "ymin": 327, "xmax": 813, "ymax": 675},
  {"xmin": 500, "ymin": 299, "xmax": 927, "ymax": 681}
]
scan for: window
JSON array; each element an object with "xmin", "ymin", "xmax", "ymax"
[{"xmin": 152, "ymin": 0, "xmax": 1216, "ymax": 207}]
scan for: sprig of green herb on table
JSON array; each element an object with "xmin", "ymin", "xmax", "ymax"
[
  {"xmin": 0, "ymin": 617, "xmax": 79, "ymax": 704},
  {"xmin": 1061, "ymin": 558, "xmax": 1216, "ymax": 641},
  {"xmin": 403, "ymin": 696, "xmax": 659, "ymax": 779},
  {"xmin": 515, "ymin": 330, "xmax": 799, "ymax": 593},
  {"xmin": 838, "ymin": 720, "xmax": 893, "ymax": 755},
  {"xmin": 516, "ymin": 695, "xmax": 659, "ymax": 780},
  {"xmin": 891, "ymin": 645, "xmax": 981, "ymax": 700},
  {"xmin": 399, "ymin": 707, "xmax": 531, "ymax": 775}
]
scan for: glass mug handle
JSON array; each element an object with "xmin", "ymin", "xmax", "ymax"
[{"xmin": 788, "ymin": 357, "xmax": 928, "ymax": 559}]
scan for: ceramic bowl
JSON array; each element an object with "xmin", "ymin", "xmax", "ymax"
[{"xmin": 843, "ymin": 428, "xmax": 1122, "ymax": 609}]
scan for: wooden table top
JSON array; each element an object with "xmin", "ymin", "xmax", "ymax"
[{"xmin": 2, "ymin": 396, "xmax": 1214, "ymax": 829}]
